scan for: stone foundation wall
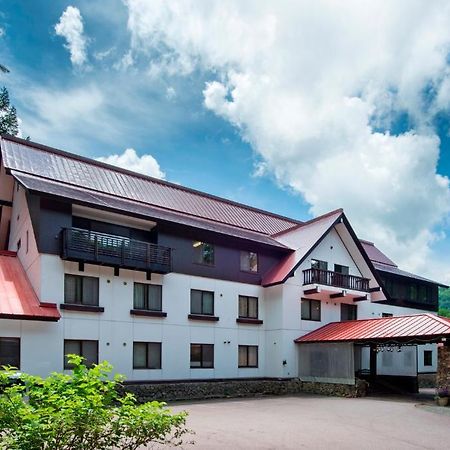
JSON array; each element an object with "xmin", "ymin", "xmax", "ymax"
[
  {"xmin": 119, "ymin": 378, "xmax": 368, "ymax": 403},
  {"xmin": 437, "ymin": 345, "xmax": 450, "ymax": 389},
  {"xmin": 418, "ymin": 373, "xmax": 436, "ymax": 388}
]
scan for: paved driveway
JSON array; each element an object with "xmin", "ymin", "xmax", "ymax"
[{"xmin": 157, "ymin": 394, "xmax": 450, "ymax": 449}]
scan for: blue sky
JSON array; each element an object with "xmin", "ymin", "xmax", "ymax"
[{"xmin": 1, "ymin": 1, "xmax": 450, "ymax": 281}]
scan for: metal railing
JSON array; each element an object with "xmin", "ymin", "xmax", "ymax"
[
  {"xmin": 303, "ymin": 268, "xmax": 370, "ymax": 292},
  {"xmin": 61, "ymin": 228, "xmax": 172, "ymax": 273}
]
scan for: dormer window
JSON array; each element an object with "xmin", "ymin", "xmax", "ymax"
[{"xmin": 240, "ymin": 251, "xmax": 258, "ymax": 272}]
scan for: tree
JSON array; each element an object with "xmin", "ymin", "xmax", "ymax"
[
  {"xmin": 0, "ymin": 356, "xmax": 190, "ymax": 449},
  {"xmin": 0, "ymin": 86, "xmax": 19, "ymax": 135}
]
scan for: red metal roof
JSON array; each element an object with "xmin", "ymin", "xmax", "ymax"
[
  {"xmin": 0, "ymin": 252, "xmax": 60, "ymax": 321},
  {"xmin": 295, "ymin": 314, "xmax": 450, "ymax": 344},
  {"xmin": 1, "ymin": 136, "xmax": 300, "ymax": 236}
]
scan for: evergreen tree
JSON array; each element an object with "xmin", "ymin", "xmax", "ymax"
[{"xmin": 0, "ymin": 86, "xmax": 19, "ymax": 135}]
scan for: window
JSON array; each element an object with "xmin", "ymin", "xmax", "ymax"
[
  {"xmin": 240, "ymin": 251, "xmax": 258, "ymax": 272},
  {"xmin": 409, "ymin": 284, "xmax": 418, "ymax": 301},
  {"xmin": 190, "ymin": 344, "xmax": 214, "ymax": 368},
  {"xmin": 133, "ymin": 342, "xmax": 162, "ymax": 369},
  {"xmin": 190, "ymin": 289, "xmax": 214, "ymax": 315},
  {"xmin": 382, "ymin": 312, "xmax": 393, "ymax": 318},
  {"xmin": 64, "ymin": 275, "xmax": 99, "ymax": 306},
  {"xmin": 301, "ymin": 299, "xmax": 321, "ymax": 321},
  {"xmin": 311, "ymin": 259, "xmax": 327, "ymax": 271},
  {"xmin": 424, "ymin": 350, "xmax": 433, "ymax": 367},
  {"xmin": 341, "ymin": 304, "xmax": 357, "ymax": 321},
  {"xmin": 238, "ymin": 345, "xmax": 258, "ymax": 368},
  {"xmin": 0, "ymin": 337, "xmax": 20, "ymax": 368},
  {"xmin": 334, "ymin": 264, "xmax": 349, "ymax": 275},
  {"xmin": 193, "ymin": 241, "xmax": 214, "ymax": 265},
  {"xmin": 133, "ymin": 283, "xmax": 162, "ymax": 311},
  {"xmin": 238, "ymin": 295, "xmax": 258, "ymax": 319},
  {"xmin": 64, "ymin": 340, "xmax": 98, "ymax": 369}
]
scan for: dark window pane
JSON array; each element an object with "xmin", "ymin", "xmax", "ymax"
[
  {"xmin": 193, "ymin": 241, "xmax": 215, "ymax": 265},
  {"xmin": 341, "ymin": 304, "xmax": 357, "ymax": 321},
  {"xmin": 190, "ymin": 344, "xmax": 202, "ymax": 368},
  {"xmin": 82, "ymin": 341, "xmax": 98, "ymax": 367},
  {"xmin": 248, "ymin": 346, "xmax": 258, "ymax": 367},
  {"xmin": 301, "ymin": 300, "xmax": 310, "ymax": 320},
  {"xmin": 202, "ymin": 345, "xmax": 214, "ymax": 368},
  {"xmin": 191, "ymin": 290, "xmax": 202, "ymax": 314},
  {"xmin": 202, "ymin": 291, "xmax": 214, "ymax": 315},
  {"xmin": 82, "ymin": 277, "xmax": 99, "ymax": 306},
  {"xmin": 311, "ymin": 259, "xmax": 328, "ymax": 271},
  {"xmin": 147, "ymin": 343, "xmax": 161, "ymax": 369},
  {"xmin": 238, "ymin": 296, "xmax": 248, "ymax": 317},
  {"xmin": 148, "ymin": 285, "xmax": 162, "ymax": 311},
  {"xmin": 64, "ymin": 274, "xmax": 80, "ymax": 303},
  {"xmin": 424, "ymin": 350, "xmax": 432, "ymax": 366},
  {"xmin": 133, "ymin": 283, "xmax": 146, "ymax": 309},
  {"xmin": 248, "ymin": 297, "xmax": 258, "ymax": 318},
  {"xmin": 64, "ymin": 340, "xmax": 81, "ymax": 369},
  {"xmin": 238, "ymin": 346, "xmax": 247, "ymax": 366},
  {"xmin": 334, "ymin": 264, "xmax": 349, "ymax": 275},
  {"xmin": 133, "ymin": 342, "xmax": 147, "ymax": 368},
  {"xmin": 311, "ymin": 301, "xmax": 321, "ymax": 321},
  {"xmin": 240, "ymin": 251, "xmax": 258, "ymax": 272},
  {"xmin": 0, "ymin": 337, "xmax": 20, "ymax": 368}
]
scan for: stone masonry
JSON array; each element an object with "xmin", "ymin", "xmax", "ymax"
[{"xmin": 436, "ymin": 344, "xmax": 450, "ymax": 389}]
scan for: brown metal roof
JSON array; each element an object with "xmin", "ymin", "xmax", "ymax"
[
  {"xmin": 1, "ymin": 136, "xmax": 300, "ymax": 236},
  {"xmin": 295, "ymin": 313, "xmax": 450, "ymax": 344}
]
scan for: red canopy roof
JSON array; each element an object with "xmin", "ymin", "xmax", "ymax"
[
  {"xmin": 0, "ymin": 252, "xmax": 60, "ymax": 321},
  {"xmin": 295, "ymin": 314, "xmax": 450, "ymax": 344}
]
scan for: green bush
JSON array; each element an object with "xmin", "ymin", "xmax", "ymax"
[{"xmin": 0, "ymin": 355, "xmax": 190, "ymax": 449}]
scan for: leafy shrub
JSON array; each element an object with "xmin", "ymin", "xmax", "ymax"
[{"xmin": 0, "ymin": 355, "xmax": 190, "ymax": 450}]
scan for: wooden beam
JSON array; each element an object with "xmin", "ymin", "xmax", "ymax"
[
  {"xmin": 353, "ymin": 295, "xmax": 367, "ymax": 302},
  {"xmin": 369, "ymin": 287, "xmax": 381, "ymax": 292},
  {"xmin": 303, "ymin": 287, "xmax": 320, "ymax": 295},
  {"xmin": 330, "ymin": 291, "xmax": 346, "ymax": 299}
]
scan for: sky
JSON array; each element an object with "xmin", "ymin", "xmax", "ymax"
[{"xmin": 1, "ymin": 0, "xmax": 450, "ymax": 283}]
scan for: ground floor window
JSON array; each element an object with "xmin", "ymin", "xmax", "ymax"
[
  {"xmin": 133, "ymin": 342, "xmax": 162, "ymax": 369},
  {"xmin": 301, "ymin": 299, "xmax": 321, "ymax": 321},
  {"xmin": 0, "ymin": 337, "xmax": 20, "ymax": 368},
  {"xmin": 64, "ymin": 339, "xmax": 98, "ymax": 369},
  {"xmin": 190, "ymin": 343, "xmax": 214, "ymax": 368},
  {"xmin": 423, "ymin": 350, "xmax": 433, "ymax": 367},
  {"xmin": 238, "ymin": 345, "xmax": 258, "ymax": 368}
]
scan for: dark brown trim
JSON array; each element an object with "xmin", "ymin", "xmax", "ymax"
[
  {"xmin": 353, "ymin": 295, "xmax": 368, "ymax": 302},
  {"xmin": 130, "ymin": 309, "xmax": 167, "ymax": 318},
  {"xmin": 330, "ymin": 291, "xmax": 346, "ymax": 299},
  {"xmin": 60, "ymin": 304, "xmax": 104, "ymax": 313},
  {"xmin": 0, "ymin": 313, "xmax": 59, "ymax": 322},
  {"xmin": 369, "ymin": 287, "xmax": 381, "ymax": 292},
  {"xmin": 236, "ymin": 318, "xmax": 263, "ymax": 325},
  {"xmin": 0, "ymin": 199, "xmax": 12, "ymax": 207},
  {"xmin": 188, "ymin": 314, "xmax": 219, "ymax": 322},
  {"xmin": 304, "ymin": 287, "xmax": 320, "ymax": 295}
]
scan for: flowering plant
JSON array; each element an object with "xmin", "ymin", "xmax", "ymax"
[{"xmin": 436, "ymin": 387, "xmax": 449, "ymax": 398}]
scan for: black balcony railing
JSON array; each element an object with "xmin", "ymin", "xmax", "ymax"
[
  {"xmin": 61, "ymin": 228, "xmax": 172, "ymax": 273},
  {"xmin": 303, "ymin": 268, "xmax": 370, "ymax": 292}
]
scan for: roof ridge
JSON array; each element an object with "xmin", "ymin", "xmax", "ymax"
[
  {"xmin": 319, "ymin": 313, "xmax": 438, "ymax": 326},
  {"xmin": 1, "ymin": 134, "xmax": 302, "ymax": 227}
]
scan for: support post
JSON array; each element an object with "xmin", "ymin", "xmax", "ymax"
[{"xmin": 370, "ymin": 344, "xmax": 377, "ymax": 378}]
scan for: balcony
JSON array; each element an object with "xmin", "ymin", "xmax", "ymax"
[
  {"xmin": 303, "ymin": 268, "xmax": 369, "ymax": 292},
  {"xmin": 61, "ymin": 228, "xmax": 172, "ymax": 274}
]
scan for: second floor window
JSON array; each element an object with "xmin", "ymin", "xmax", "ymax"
[
  {"xmin": 334, "ymin": 264, "xmax": 349, "ymax": 275},
  {"xmin": 301, "ymin": 299, "xmax": 321, "ymax": 321},
  {"xmin": 311, "ymin": 259, "xmax": 327, "ymax": 271},
  {"xmin": 193, "ymin": 241, "xmax": 214, "ymax": 265},
  {"xmin": 133, "ymin": 283, "xmax": 162, "ymax": 311},
  {"xmin": 191, "ymin": 289, "xmax": 214, "ymax": 315},
  {"xmin": 240, "ymin": 251, "xmax": 258, "ymax": 272},
  {"xmin": 239, "ymin": 295, "xmax": 258, "ymax": 319},
  {"xmin": 341, "ymin": 304, "xmax": 357, "ymax": 321},
  {"xmin": 64, "ymin": 339, "xmax": 98, "ymax": 369},
  {"xmin": 64, "ymin": 274, "xmax": 99, "ymax": 306},
  {"xmin": 0, "ymin": 337, "xmax": 20, "ymax": 368}
]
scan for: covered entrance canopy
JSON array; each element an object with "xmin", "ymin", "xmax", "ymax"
[{"xmin": 294, "ymin": 314, "xmax": 450, "ymax": 390}]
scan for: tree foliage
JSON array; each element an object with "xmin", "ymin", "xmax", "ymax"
[
  {"xmin": 439, "ymin": 287, "xmax": 450, "ymax": 317},
  {"xmin": 0, "ymin": 355, "xmax": 190, "ymax": 450},
  {"xmin": 0, "ymin": 86, "xmax": 19, "ymax": 135}
]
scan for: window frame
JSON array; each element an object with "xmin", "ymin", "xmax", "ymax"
[
  {"xmin": 190, "ymin": 289, "xmax": 215, "ymax": 316},
  {"xmin": 334, "ymin": 264, "xmax": 349, "ymax": 275},
  {"xmin": 301, "ymin": 299, "xmax": 321, "ymax": 321},
  {"xmin": 133, "ymin": 342, "xmax": 162, "ymax": 370},
  {"xmin": 238, "ymin": 295, "xmax": 259, "ymax": 319},
  {"xmin": 340, "ymin": 303, "xmax": 357, "ymax": 321},
  {"xmin": 238, "ymin": 345, "xmax": 258, "ymax": 368},
  {"xmin": 0, "ymin": 337, "xmax": 20, "ymax": 368},
  {"xmin": 133, "ymin": 283, "xmax": 163, "ymax": 312},
  {"xmin": 311, "ymin": 259, "xmax": 328, "ymax": 271},
  {"xmin": 192, "ymin": 241, "xmax": 215, "ymax": 266},
  {"xmin": 64, "ymin": 274, "xmax": 99, "ymax": 306},
  {"xmin": 190, "ymin": 343, "xmax": 214, "ymax": 369},
  {"xmin": 240, "ymin": 251, "xmax": 258, "ymax": 273},
  {"xmin": 64, "ymin": 339, "xmax": 98, "ymax": 369}
]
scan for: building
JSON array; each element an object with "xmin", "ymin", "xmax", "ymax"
[{"xmin": 0, "ymin": 135, "xmax": 446, "ymax": 384}]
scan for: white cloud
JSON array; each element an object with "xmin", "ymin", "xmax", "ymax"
[
  {"xmin": 96, "ymin": 148, "xmax": 165, "ymax": 179},
  {"xmin": 165, "ymin": 86, "xmax": 176, "ymax": 100},
  {"xmin": 55, "ymin": 6, "xmax": 88, "ymax": 67},
  {"xmin": 0, "ymin": 27, "xmax": 5, "ymax": 38},
  {"xmin": 125, "ymin": 0, "xmax": 450, "ymax": 281}
]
